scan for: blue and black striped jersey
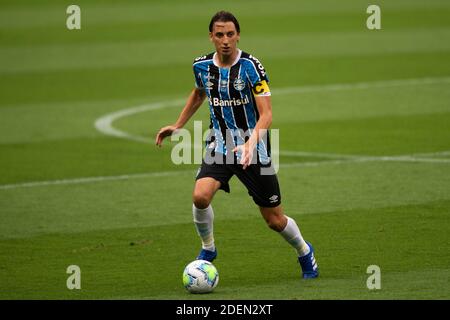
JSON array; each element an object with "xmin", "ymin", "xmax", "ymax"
[{"xmin": 193, "ymin": 49, "xmax": 272, "ymax": 163}]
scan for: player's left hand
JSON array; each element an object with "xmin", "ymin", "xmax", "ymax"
[
  {"xmin": 232, "ymin": 142, "xmax": 255, "ymax": 169},
  {"xmin": 155, "ymin": 125, "xmax": 178, "ymax": 147}
]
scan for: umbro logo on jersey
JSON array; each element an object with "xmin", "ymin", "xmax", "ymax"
[
  {"xmin": 205, "ymin": 74, "xmax": 215, "ymax": 88},
  {"xmin": 269, "ymin": 195, "xmax": 279, "ymax": 203}
]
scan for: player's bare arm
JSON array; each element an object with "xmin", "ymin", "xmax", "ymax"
[
  {"xmin": 155, "ymin": 87, "xmax": 206, "ymax": 147},
  {"xmin": 232, "ymin": 95, "xmax": 273, "ymax": 169}
]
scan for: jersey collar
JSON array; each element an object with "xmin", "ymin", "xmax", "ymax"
[{"xmin": 213, "ymin": 49, "xmax": 242, "ymax": 68}]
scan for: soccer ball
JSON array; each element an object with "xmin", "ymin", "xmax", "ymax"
[{"xmin": 182, "ymin": 260, "xmax": 219, "ymax": 293}]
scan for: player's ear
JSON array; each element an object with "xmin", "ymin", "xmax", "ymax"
[{"xmin": 209, "ymin": 32, "xmax": 213, "ymax": 42}]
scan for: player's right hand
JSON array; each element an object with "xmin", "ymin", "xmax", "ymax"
[{"xmin": 155, "ymin": 125, "xmax": 178, "ymax": 147}]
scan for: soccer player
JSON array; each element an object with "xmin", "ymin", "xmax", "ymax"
[{"xmin": 156, "ymin": 11, "xmax": 318, "ymax": 278}]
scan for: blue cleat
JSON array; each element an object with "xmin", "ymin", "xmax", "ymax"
[
  {"xmin": 298, "ymin": 242, "xmax": 319, "ymax": 279},
  {"xmin": 196, "ymin": 248, "xmax": 217, "ymax": 262}
]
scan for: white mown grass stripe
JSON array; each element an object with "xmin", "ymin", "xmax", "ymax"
[{"xmin": 275, "ymin": 77, "xmax": 450, "ymax": 95}]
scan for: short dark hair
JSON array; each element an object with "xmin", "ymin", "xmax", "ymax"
[{"xmin": 209, "ymin": 11, "xmax": 240, "ymax": 33}]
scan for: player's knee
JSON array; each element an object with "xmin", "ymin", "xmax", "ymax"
[{"xmin": 192, "ymin": 192, "xmax": 211, "ymax": 209}]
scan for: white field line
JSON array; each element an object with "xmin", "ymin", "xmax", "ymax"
[
  {"xmin": 372, "ymin": 156, "xmax": 450, "ymax": 163},
  {"xmin": 1, "ymin": 155, "xmax": 449, "ymax": 191},
  {"xmin": 280, "ymin": 158, "xmax": 373, "ymax": 168},
  {"xmin": 0, "ymin": 159, "xmax": 349, "ymax": 190},
  {"xmin": 0, "ymin": 158, "xmax": 372, "ymax": 190},
  {"xmin": 280, "ymin": 156, "xmax": 450, "ymax": 169},
  {"xmin": 407, "ymin": 150, "xmax": 450, "ymax": 158},
  {"xmin": 277, "ymin": 150, "xmax": 360, "ymax": 159},
  {"xmin": 94, "ymin": 99, "xmax": 185, "ymax": 142},
  {"xmin": 0, "ymin": 170, "xmax": 193, "ymax": 190}
]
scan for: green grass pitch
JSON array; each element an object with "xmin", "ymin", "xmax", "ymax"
[{"xmin": 0, "ymin": 0, "xmax": 449, "ymax": 299}]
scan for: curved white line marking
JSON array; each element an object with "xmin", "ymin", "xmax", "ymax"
[
  {"xmin": 94, "ymin": 99, "xmax": 185, "ymax": 143},
  {"xmin": 94, "ymin": 76, "xmax": 450, "ymax": 149}
]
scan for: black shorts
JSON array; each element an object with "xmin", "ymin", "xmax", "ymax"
[{"xmin": 195, "ymin": 157, "xmax": 281, "ymax": 208}]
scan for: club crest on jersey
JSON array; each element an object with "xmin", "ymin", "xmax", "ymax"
[{"xmin": 233, "ymin": 78, "xmax": 245, "ymax": 91}]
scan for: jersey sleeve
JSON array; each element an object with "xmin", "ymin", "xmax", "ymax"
[
  {"xmin": 193, "ymin": 64, "xmax": 204, "ymax": 89},
  {"xmin": 245, "ymin": 55, "xmax": 271, "ymax": 97}
]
